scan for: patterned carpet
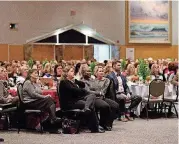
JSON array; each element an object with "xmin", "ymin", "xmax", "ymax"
[{"xmin": 0, "ymin": 118, "xmax": 178, "ymax": 144}]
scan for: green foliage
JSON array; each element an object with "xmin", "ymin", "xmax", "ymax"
[
  {"xmin": 138, "ymin": 59, "xmax": 150, "ymax": 81},
  {"xmin": 50, "ymin": 59, "xmax": 57, "ymax": 65},
  {"xmin": 121, "ymin": 59, "xmax": 126, "ymax": 72},
  {"xmin": 90, "ymin": 62, "xmax": 96, "ymax": 75},
  {"xmin": 27, "ymin": 58, "xmax": 34, "ymax": 69},
  {"xmin": 42, "ymin": 59, "xmax": 49, "ymax": 68},
  {"xmin": 85, "ymin": 55, "xmax": 89, "ymax": 61}
]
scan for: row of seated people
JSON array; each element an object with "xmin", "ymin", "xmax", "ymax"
[
  {"xmin": 0, "ymin": 59, "xmax": 178, "ymax": 133},
  {"xmin": 0, "ymin": 61, "xmax": 142, "ymax": 133}
]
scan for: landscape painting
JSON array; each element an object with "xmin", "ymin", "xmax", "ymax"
[{"xmin": 127, "ymin": 0, "xmax": 171, "ymax": 44}]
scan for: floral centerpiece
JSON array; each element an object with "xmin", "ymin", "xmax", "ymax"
[
  {"xmin": 138, "ymin": 59, "xmax": 150, "ymax": 83},
  {"xmin": 131, "ymin": 75, "xmax": 139, "ymax": 82}
]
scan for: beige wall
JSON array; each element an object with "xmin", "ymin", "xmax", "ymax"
[
  {"xmin": 0, "ymin": 1, "xmax": 178, "ymax": 45},
  {"xmin": 0, "ymin": 1, "xmax": 178, "ymax": 60}
]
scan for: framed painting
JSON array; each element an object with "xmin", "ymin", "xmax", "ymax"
[{"xmin": 126, "ymin": 0, "xmax": 172, "ymax": 44}]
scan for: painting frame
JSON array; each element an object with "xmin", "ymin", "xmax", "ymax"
[{"xmin": 125, "ymin": 0, "xmax": 172, "ymax": 45}]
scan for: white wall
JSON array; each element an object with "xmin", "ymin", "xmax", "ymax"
[{"xmin": 0, "ymin": 1, "xmax": 178, "ymax": 45}]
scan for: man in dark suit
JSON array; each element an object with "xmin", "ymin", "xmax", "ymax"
[{"xmin": 107, "ymin": 61, "xmax": 142, "ymax": 122}]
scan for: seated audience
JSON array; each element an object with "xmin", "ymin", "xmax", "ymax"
[
  {"xmin": 126, "ymin": 64, "xmax": 137, "ymax": 81},
  {"xmin": 165, "ymin": 62, "xmax": 178, "ymax": 82},
  {"xmin": 104, "ymin": 62, "xmax": 113, "ymax": 76},
  {"xmin": 107, "ymin": 61, "xmax": 142, "ymax": 122},
  {"xmin": 150, "ymin": 64, "xmax": 163, "ymax": 80},
  {"xmin": 16, "ymin": 66, "xmax": 28, "ymax": 85},
  {"xmin": 74, "ymin": 63, "xmax": 82, "ymax": 80},
  {"xmin": 37, "ymin": 64, "xmax": 43, "ymax": 77},
  {"xmin": 22, "ymin": 69, "xmax": 61, "ymax": 125},
  {"xmin": 42, "ymin": 63, "xmax": 53, "ymax": 78},
  {"xmin": 59, "ymin": 66, "xmax": 104, "ymax": 133},
  {"xmin": 171, "ymin": 70, "xmax": 179, "ymax": 86},
  {"xmin": 0, "ymin": 67, "xmax": 18, "ymax": 104},
  {"xmin": 53, "ymin": 64, "xmax": 63, "ymax": 81},
  {"xmin": 81, "ymin": 66, "xmax": 119, "ymax": 130}
]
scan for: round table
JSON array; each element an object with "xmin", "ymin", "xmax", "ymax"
[{"xmin": 127, "ymin": 82, "xmax": 176, "ymax": 116}]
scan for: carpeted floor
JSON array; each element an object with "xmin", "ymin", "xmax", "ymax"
[{"xmin": 0, "ymin": 118, "xmax": 178, "ymax": 144}]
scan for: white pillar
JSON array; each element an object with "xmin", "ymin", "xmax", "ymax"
[{"xmin": 85, "ymin": 35, "xmax": 88, "ymax": 44}]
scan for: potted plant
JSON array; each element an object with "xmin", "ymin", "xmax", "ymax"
[
  {"xmin": 138, "ymin": 59, "xmax": 150, "ymax": 83},
  {"xmin": 27, "ymin": 58, "xmax": 34, "ymax": 69},
  {"xmin": 42, "ymin": 59, "xmax": 49, "ymax": 68},
  {"xmin": 90, "ymin": 62, "xmax": 96, "ymax": 75},
  {"xmin": 120, "ymin": 59, "xmax": 127, "ymax": 76}
]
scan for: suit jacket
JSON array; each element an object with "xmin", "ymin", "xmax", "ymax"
[
  {"xmin": 58, "ymin": 79, "xmax": 87, "ymax": 110},
  {"xmin": 106, "ymin": 71, "xmax": 130, "ymax": 95}
]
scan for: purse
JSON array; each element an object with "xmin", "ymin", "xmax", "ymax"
[{"xmin": 62, "ymin": 118, "xmax": 80, "ymax": 134}]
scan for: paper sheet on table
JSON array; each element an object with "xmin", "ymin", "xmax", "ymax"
[
  {"xmin": 168, "ymin": 84, "xmax": 173, "ymax": 93},
  {"xmin": 127, "ymin": 81, "xmax": 137, "ymax": 86}
]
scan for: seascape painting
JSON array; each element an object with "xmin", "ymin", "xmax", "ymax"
[{"xmin": 127, "ymin": 0, "xmax": 171, "ymax": 44}]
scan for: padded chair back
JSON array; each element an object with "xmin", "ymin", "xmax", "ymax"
[
  {"xmin": 149, "ymin": 79, "xmax": 165, "ymax": 98},
  {"xmin": 105, "ymin": 79, "xmax": 116, "ymax": 101},
  {"xmin": 175, "ymin": 86, "xmax": 178, "ymax": 101},
  {"xmin": 17, "ymin": 83, "xmax": 24, "ymax": 105},
  {"xmin": 57, "ymin": 82, "xmax": 62, "ymax": 108}
]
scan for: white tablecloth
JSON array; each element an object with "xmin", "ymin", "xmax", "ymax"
[
  {"xmin": 129, "ymin": 83, "xmax": 176, "ymax": 98},
  {"xmin": 128, "ymin": 82, "xmax": 177, "ymax": 116}
]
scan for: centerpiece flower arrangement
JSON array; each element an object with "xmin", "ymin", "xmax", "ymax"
[{"xmin": 131, "ymin": 75, "xmax": 139, "ymax": 82}]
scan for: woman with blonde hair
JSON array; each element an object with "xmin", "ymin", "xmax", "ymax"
[
  {"xmin": 126, "ymin": 64, "xmax": 138, "ymax": 82},
  {"xmin": 0, "ymin": 67, "xmax": 18, "ymax": 104},
  {"xmin": 150, "ymin": 63, "xmax": 163, "ymax": 80},
  {"xmin": 126, "ymin": 64, "xmax": 136, "ymax": 76},
  {"xmin": 43, "ymin": 63, "xmax": 53, "ymax": 78}
]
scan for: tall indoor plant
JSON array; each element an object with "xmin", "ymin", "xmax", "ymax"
[{"xmin": 138, "ymin": 59, "xmax": 150, "ymax": 83}]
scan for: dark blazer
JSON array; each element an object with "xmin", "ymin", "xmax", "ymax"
[
  {"xmin": 106, "ymin": 71, "xmax": 130, "ymax": 95},
  {"xmin": 58, "ymin": 79, "xmax": 87, "ymax": 110}
]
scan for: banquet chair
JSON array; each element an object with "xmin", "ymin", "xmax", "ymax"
[
  {"xmin": 17, "ymin": 83, "xmax": 43, "ymax": 133},
  {"xmin": 56, "ymin": 82, "xmax": 83, "ymax": 119},
  {"xmin": 164, "ymin": 86, "xmax": 178, "ymax": 118},
  {"xmin": 0, "ymin": 103, "xmax": 17, "ymax": 130},
  {"xmin": 142, "ymin": 79, "xmax": 165, "ymax": 120},
  {"xmin": 105, "ymin": 79, "xmax": 116, "ymax": 101}
]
